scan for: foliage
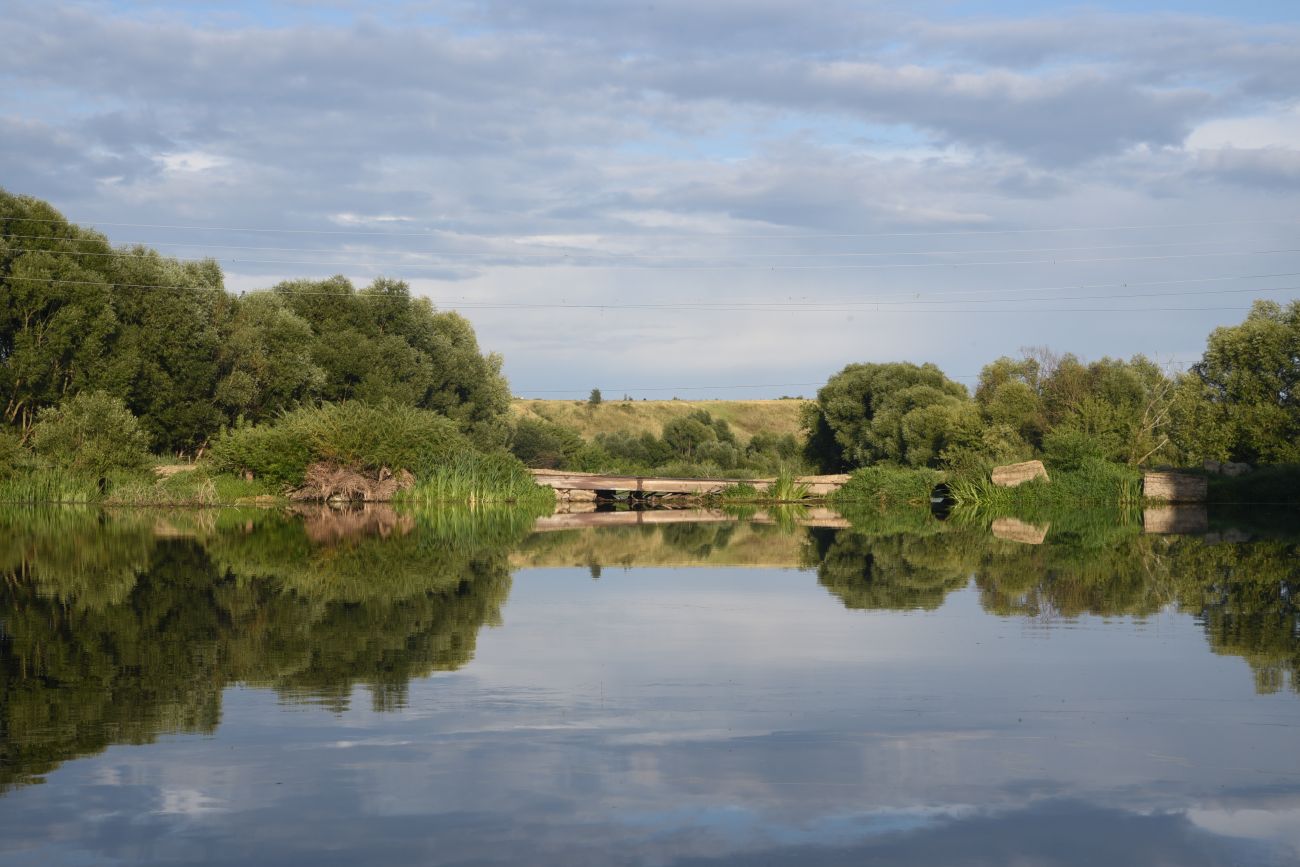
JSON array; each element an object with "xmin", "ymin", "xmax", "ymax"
[
  {"xmin": 0, "ymin": 429, "xmax": 25, "ymax": 480},
  {"xmin": 804, "ymin": 362, "xmax": 974, "ymax": 471},
  {"xmin": 0, "ymin": 469, "xmax": 103, "ymax": 504},
  {"xmin": 832, "ymin": 465, "xmax": 946, "ymax": 510},
  {"xmin": 273, "ymin": 276, "xmax": 511, "ymax": 447},
  {"xmin": 1180, "ymin": 300, "xmax": 1300, "ymax": 464},
  {"xmin": 2, "ymin": 191, "xmax": 511, "ymax": 452},
  {"xmin": 1206, "ymin": 465, "xmax": 1300, "ymax": 505},
  {"xmin": 208, "ymin": 401, "xmax": 470, "ymax": 485},
  {"xmin": 588, "ymin": 388, "xmax": 602, "ymax": 406},
  {"xmin": 510, "ymin": 417, "xmax": 587, "ymax": 469},
  {"xmin": 947, "ymin": 458, "xmax": 1143, "ymax": 514},
  {"xmin": 398, "ymin": 452, "xmax": 555, "ymax": 506},
  {"xmin": 765, "ymin": 473, "xmax": 812, "ymax": 502},
  {"xmin": 29, "ymin": 390, "xmax": 151, "ymax": 477}
]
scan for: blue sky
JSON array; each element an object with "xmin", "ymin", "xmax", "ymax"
[{"xmin": 3, "ymin": 1, "xmax": 1298, "ymax": 396}]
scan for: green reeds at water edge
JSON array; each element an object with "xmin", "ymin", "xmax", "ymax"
[
  {"xmin": 0, "ymin": 469, "xmax": 103, "ymax": 505},
  {"xmin": 946, "ymin": 459, "xmax": 1143, "ymax": 515},
  {"xmin": 719, "ymin": 472, "xmax": 812, "ymax": 503},
  {"xmin": 831, "ymin": 466, "xmax": 946, "ymax": 510},
  {"xmin": 397, "ymin": 452, "xmax": 555, "ymax": 507}
]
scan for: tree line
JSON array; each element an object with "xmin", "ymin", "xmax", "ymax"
[
  {"xmin": 4, "ymin": 188, "xmax": 1297, "ymax": 478},
  {"xmin": 802, "ymin": 302, "xmax": 1300, "ymax": 474},
  {"xmin": 1, "ymin": 190, "xmax": 509, "ymax": 454}
]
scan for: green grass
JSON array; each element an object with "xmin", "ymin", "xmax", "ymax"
[
  {"xmin": 0, "ymin": 469, "xmax": 103, "ymax": 504},
  {"xmin": 398, "ymin": 452, "xmax": 555, "ymax": 507},
  {"xmin": 719, "ymin": 482, "xmax": 763, "ymax": 501},
  {"xmin": 717, "ymin": 473, "xmax": 812, "ymax": 503},
  {"xmin": 0, "ymin": 466, "xmax": 283, "ymax": 506},
  {"xmin": 831, "ymin": 466, "xmax": 946, "ymax": 510},
  {"xmin": 511, "ymin": 398, "xmax": 808, "ymax": 442},
  {"xmin": 947, "ymin": 458, "xmax": 1142, "ymax": 512}
]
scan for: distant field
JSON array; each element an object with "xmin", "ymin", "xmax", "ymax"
[{"xmin": 510, "ymin": 399, "xmax": 809, "ymax": 442}]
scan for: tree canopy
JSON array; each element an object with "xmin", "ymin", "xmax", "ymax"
[{"xmin": 1, "ymin": 190, "xmax": 510, "ymax": 453}]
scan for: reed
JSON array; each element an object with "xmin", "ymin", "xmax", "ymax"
[
  {"xmin": 398, "ymin": 452, "xmax": 555, "ymax": 507},
  {"xmin": 0, "ymin": 469, "xmax": 102, "ymax": 504},
  {"xmin": 831, "ymin": 465, "xmax": 945, "ymax": 510},
  {"xmin": 948, "ymin": 459, "xmax": 1142, "ymax": 513}
]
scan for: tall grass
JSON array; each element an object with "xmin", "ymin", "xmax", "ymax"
[
  {"xmin": 398, "ymin": 452, "xmax": 555, "ymax": 506},
  {"xmin": 946, "ymin": 459, "xmax": 1144, "ymax": 538},
  {"xmin": 947, "ymin": 459, "xmax": 1142, "ymax": 513},
  {"xmin": 831, "ymin": 466, "xmax": 945, "ymax": 510},
  {"xmin": 766, "ymin": 473, "xmax": 812, "ymax": 502},
  {"xmin": 0, "ymin": 469, "xmax": 102, "ymax": 504}
]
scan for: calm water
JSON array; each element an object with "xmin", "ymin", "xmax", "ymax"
[{"xmin": 1, "ymin": 505, "xmax": 1299, "ymax": 866}]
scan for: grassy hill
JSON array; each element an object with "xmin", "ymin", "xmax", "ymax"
[{"xmin": 510, "ymin": 399, "xmax": 809, "ymax": 443}]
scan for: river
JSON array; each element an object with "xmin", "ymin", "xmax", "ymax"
[{"xmin": 1, "ymin": 504, "xmax": 1297, "ymax": 865}]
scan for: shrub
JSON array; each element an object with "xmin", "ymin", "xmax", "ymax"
[
  {"xmin": 29, "ymin": 391, "xmax": 152, "ymax": 477},
  {"xmin": 510, "ymin": 418, "xmax": 585, "ymax": 469},
  {"xmin": 1042, "ymin": 426, "xmax": 1107, "ymax": 472},
  {"xmin": 208, "ymin": 401, "xmax": 469, "ymax": 485},
  {"xmin": 833, "ymin": 465, "xmax": 945, "ymax": 510},
  {"xmin": 0, "ymin": 430, "xmax": 26, "ymax": 480}
]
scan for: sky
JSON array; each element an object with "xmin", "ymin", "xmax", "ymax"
[{"xmin": 2, "ymin": 0, "xmax": 1298, "ymax": 398}]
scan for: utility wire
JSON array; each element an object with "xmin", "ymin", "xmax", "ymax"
[
  {"xmin": 3, "ymin": 274, "xmax": 1297, "ymax": 310},
  {"xmin": 8, "ymin": 215, "xmax": 1299, "ymax": 239},
  {"xmin": 1, "ymin": 235, "xmax": 1257, "ymax": 261},
  {"xmin": 3, "ymin": 273, "xmax": 1269, "ymax": 313},
  {"xmin": 3, "ymin": 246, "xmax": 1298, "ymax": 272}
]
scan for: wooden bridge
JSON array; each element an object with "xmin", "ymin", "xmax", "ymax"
[{"xmin": 530, "ymin": 469, "xmax": 849, "ymax": 501}]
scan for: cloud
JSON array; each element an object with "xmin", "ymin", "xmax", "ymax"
[{"xmin": 2, "ymin": 0, "xmax": 1298, "ymax": 393}]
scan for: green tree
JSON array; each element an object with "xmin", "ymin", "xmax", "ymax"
[
  {"xmin": 1182, "ymin": 300, "xmax": 1300, "ymax": 464},
  {"xmin": 511, "ymin": 417, "xmax": 585, "ymax": 469},
  {"xmin": 805, "ymin": 362, "xmax": 972, "ymax": 470},
  {"xmin": 1, "ymin": 191, "xmax": 122, "ymax": 434},
  {"xmin": 212, "ymin": 292, "xmax": 324, "ymax": 423},
  {"xmin": 588, "ymin": 388, "xmax": 602, "ymax": 406},
  {"xmin": 29, "ymin": 390, "xmax": 151, "ymax": 476},
  {"xmin": 275, "ymin": 276, "xmax": 511, "ymax": 446}
]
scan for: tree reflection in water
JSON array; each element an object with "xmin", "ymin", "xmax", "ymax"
[{"xmin": 1, "ymin": 502, "xmax": 1297, "ymax": 794}]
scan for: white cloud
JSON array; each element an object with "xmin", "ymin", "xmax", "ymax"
[
  {"xmin": 156, "ymin": 150, "xmax": 228, "ymax": 174},
  {"xmin": 2, "ymin": 0, "xmax": 1298, "ymax": 391}
]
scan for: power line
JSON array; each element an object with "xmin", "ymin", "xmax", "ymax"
[
  {"xmin": 4, "ymin": 273, "xmax": 1296, "ymax": 311},
  {"xmin": 11, "ymin": 273, "xmax": 1260, "ymax": 313},
  {"xmin": 3, "ymin": 246, "xmax": 1298, "ymax": 273},
  {"xmin": 8, "ymin": 215, "xmax": 1298, "ymax": 240},
  {"xmin": 1, "ymin": 235, "xmax": 1257, "ymax": 261}
]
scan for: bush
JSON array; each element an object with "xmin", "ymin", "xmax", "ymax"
[
  {"xmin": 29, "ymin": 391, "xmax": 152, "ymax": 477},
  {"xmin": 833, "ymin": 465, "xmax": 945, "ymax": 509},
  {"xmin": 208, "ymin": 402, "xmax": 470, "ymax": 485},
  {"xmin": 1042, "ymin": 426, "xmax": 1107, "ymax": 472},
  {"xmin": 0, "ymin": 430, "xmax": 26, "ymax": 480},
  {"xmin": 510, "ymin": 418, "xmax": 585, "ymax": 469}
]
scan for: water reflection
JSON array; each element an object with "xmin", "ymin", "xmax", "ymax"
[
  {"xmin": 0, "ymin": 505, "xmax": 528, "ymax": 792},
  {"xmin": 1, "ymin": 503, "xmax": 1298, "ymax": 864}
]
